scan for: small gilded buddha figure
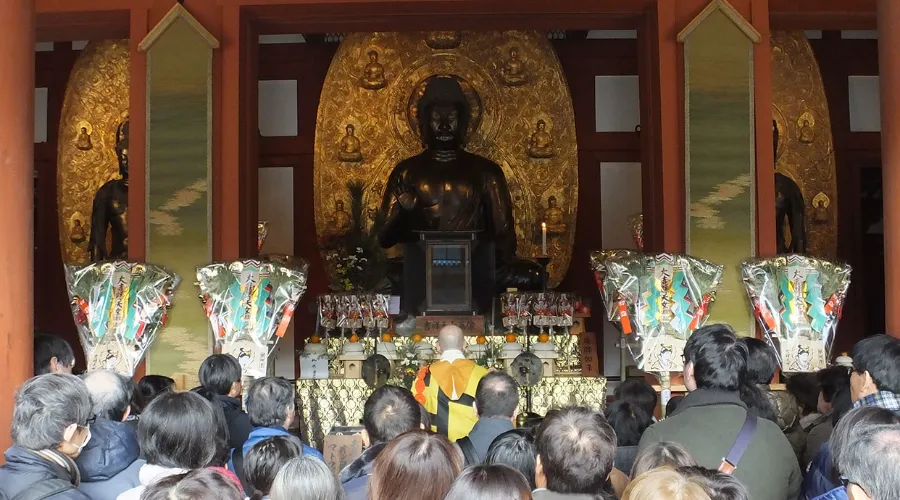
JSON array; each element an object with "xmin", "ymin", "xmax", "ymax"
[
  {"xmin": 527, "ymin": 120, "xmax": 554, "ymax": 158},
  {"xmin": 500, "ymin": 47, "xmax": 527, "ymax": 86},
  {"xmin": 798, "ymin": 117, "xmax": 815, "ymax": 144},
  {"xmin": 812, "ymin": 192, "xmax": 830, "ymax": 225},
  {"xmin": 359, "ymin": 50, "xmax": 386, "ymax": 90},
  {"xmin": 338, "ymin": 124, "xmax": 363, "ymax": 162},
  {"xmin": 544, "ymin": 196, "xmax": 566, "ymax": 234},
  {"xmin": 329, "ymin": 199, "xmax": 352, "ymax": 234},
  {"xmin": 69, "ymin": 218, "xmax": 86, "ymax": 245},
  {"xmin": 75, "ymin": 125, "xmax": 93, "ymax": 151}
]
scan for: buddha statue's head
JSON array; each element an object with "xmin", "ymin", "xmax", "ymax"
[
  {"xmin": 115, "ymin": 116, "xmax": 130, "ymax": 179},
  {"xmin": 417, "ymin": 76, "xmax": 470, "ymax": 151}
]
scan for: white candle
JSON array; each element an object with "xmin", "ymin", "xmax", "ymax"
[{"xmin": 541, "ymin": 222, "xmax": 547, "ymax": 255}]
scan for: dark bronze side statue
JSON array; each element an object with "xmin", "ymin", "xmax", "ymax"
[
  {"xmin": 773, "ymin": 120, "xmax": 806, "ymax": 254},
  {"xmin": 88, "ymin": 117, "xmax": 129, "ymax": 261},
  {"xmin": 378, "ymin": 77, "xmax": 541, "ymax": 311}
]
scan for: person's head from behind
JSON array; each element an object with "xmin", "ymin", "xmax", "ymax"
[
  {"xmin": 836, "ymin": 414, "xmax": 900, "ymax": 500},
  {"xmin": 786, "ymin": 372, "xmax": 820, "ymax": 416},
  {"xmin": 817, "ymin": 366, "xmax": 851, "ymax": 415},
  {"xmin": 270, "ymin": 455, "xmax": 343, "ymax": 500},
  {"xmin": 12, "ymin": 374, "xmax": 91, "ymax": 458},
  {"xmin": 683, "ymin": 324, "xmax": 747, "ymax": 392},
  {"xmin": 189, "ymin": 386, "xmax": 232, "ymax": 467},
  {"xmin": 369, "ymin": 430, "xmax": 461, "ymax": 500},
  {"xmin": 677, "ymin": 466, "xmax": 750, "ymax": 500},
  {"xmin": 622, "ymin": 467, "xmax": 710, "ymax": 500},
  {"xmin": 444, "ymin": 464, "xmax": 533, "ymax": 500},
  {"xmin": 437, "ymin": 324, "xmax": 465, "ymax": 354},
  {"xmin": 485, "ymin": 429, "xmax": 538, "ymax": 490},
  {"xmin": 363, "ymin": 385, "xmax": 421, "ymax": 447},
  {"xmin": 830, "ymin": 406, "xmax": 900, "ymax": 479},
  {"xmin": 631, "ymin": 441, "xmax": 697, "ymax": 478},
  {"xmin": 141, "ymin": 468, "xmax": 243, "ymax": 500},
  {"xmin": 534, "ymin": 406, "xmax": 616, "ymax": 494},
  {"xmin": 34, "ymin": 334, "xmax": 76, "ymax": 375},
  {"xmin": 849, "ymin": 335, "xmax": 900, "ymax": 402},
  {"xmin": 82, "ymin": 370, "xmax": 133, "ymax": 422},
  {"xmin": 742, "ymin": 337, "xmax": 777, "ymax": 385},
  {"xmin": 198, "ymin": 354, "xmax": 243, "ymax": 398},
  {"xmin": 138, "ymin": 374, "xmax": 175, "ymax": 408},
  {"xmin": 604, "ymin": 400, "xmax": 652, "ymax": 447},
  {"xmin": 475, "ymin": 371, "xmax": 519, "ymax": 421},
  {"xmin": 244, "ymin": 436, "xmax": 302, "ymax": 500},
  {"xmin": 139, "ymin": 391, "xmax": 220, "ymax": 469},
  {"xmin": 247, "ymin": 377, "xmax": 296, "ymax": 429},
  {"xmin": 615, "ymin": 379, "xmax": 659, "ymax": 417}
]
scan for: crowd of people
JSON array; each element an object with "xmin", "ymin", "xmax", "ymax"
[{"xmin": 2, "ymin": 325, "xmax": 900, "ymax": 500}]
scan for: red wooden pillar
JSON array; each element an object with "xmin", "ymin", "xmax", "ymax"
[
  {"xmin": 879, "ymin": 0, "xmax": 900, "ymax": 337},
  {"xmin": 0, "ymin": 0, "xmax": 35, "ymax": 458}
]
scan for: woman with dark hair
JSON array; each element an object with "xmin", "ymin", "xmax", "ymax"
[
  {"xmin": 605, "ymin": 400, "xmax": 653, "ymax": 474},
  {"xmin": 631, "ymin": 441, "xmax": 696, "ymax": 479},
  {"xmin": 444, "ymin": 465, "xmax": 533, "ymax": 500},
  {"xmin": 116, "ymin": 391, "xmax": 223, "ymax": 500},
  {"xmin": 484, "ymin": 429, "xmax": 538, "ymax": 490},
  {"xmin": 140, "ymin": 468, "xmax": 243, "ymax": 500},
  {"xmin": 244, "ymin": 436, "xmax": 302, "ymax": 500},
  {"xmin": 800, "ymin": 367, "xmax": 851, "ymax": 468},
  {"xmin": 368, "ymin": 430, "xmax": 461, "ymax": 500},
  {"xmin": 137, "ymin": 375, "xmax": 175, "ymax": 409},
  {"xmin": 270, "ymin": 455, "xmax": 343, "ymax": 500}
]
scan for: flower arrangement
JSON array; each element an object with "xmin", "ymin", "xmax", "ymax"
[
  {"xmin": 325, "ymin": 247, "xmax": 368, "ymax": 292},
  {"xmin": 390, "ymin": 338, "xmax": 426, "ymax": 389}
]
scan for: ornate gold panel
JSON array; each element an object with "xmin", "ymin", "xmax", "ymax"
[
  {"xmin": 314, "ymin": 31, "xmax": 578, "ymax": 287},
  {"xmin": 771, "ymin": 31, "xmax": 837, "ymax": 258},
  {"xmin": 57, "ymin": 40, "xmax": 130, "ymax": 264}
]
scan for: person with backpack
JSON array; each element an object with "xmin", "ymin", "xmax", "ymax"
[
  {"xmin": 0, "ymin": 374, "xmax": 93, "ymax": 500},
  {"xmin": 457, "ymin": 371, "xmax": 519, "ymax": 467},
  {"xmin": 637, "ymin": 325, "xmax": 801, "ymax": 500}
]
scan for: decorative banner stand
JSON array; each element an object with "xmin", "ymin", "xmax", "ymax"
[
  {"xmin": 601, "ymin": 252, "xmax": 723, "ymax": 411},
  {"xmin": 742, "ymin": 255, "xmax": 851, "ymax": 372},
  {"xmin": 197, "ymin": 259, "xmax": 309, "ymax": 378},
  {"xmin": 65, "ymin": 261, "xmax": 180, "ymax": 375}
]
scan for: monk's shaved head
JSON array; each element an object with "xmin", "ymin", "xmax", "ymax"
[{"xmin": 438, "ymin": 325, "xmax": 465, "ymax": 352}]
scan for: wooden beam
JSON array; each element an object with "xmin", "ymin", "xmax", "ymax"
[
  {"xmin": 770, "ymin": 0, "xmax": 875, "ymax": 30},
  {"xmin": 36, "ymin": 0, "xmax": 151, "ymax": 13},
  {"xmin": 36, "ymin": 10, "xmax": 129, "ymax": 41}
]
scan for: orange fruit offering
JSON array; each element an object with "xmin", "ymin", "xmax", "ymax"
[
  {"xmin": 538, "ymin": 333, "xmax": 550, "ymax": 343},
  {"xmin": 382, "ymin": 333, "xmax": 393, "ymax": 342},
  {"xmin": 412, "ymin": 334, "xmax": 423, "ymax": 343},
  {"xmin": 310, "ymin": 335, "xmax": 321, "ymax": 344},
  {"xmin": 349, "ymin": 334, "xmax": 360, "ymax": 343},
  {"xmin": 476, "ymin": 335, "xmax": 487, "ymax": 345},
  {"xmin": 505, "ymin": 333, "xmax": 518, "ymax": 343}
]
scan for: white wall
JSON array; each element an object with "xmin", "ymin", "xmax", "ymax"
[
  {"xmin": 258, "ymin": 167, "xmax": 297, "ymax": 378},
  {"xmin": 599, "ymin": 162, "xmax": 642, "ymax": 378}
]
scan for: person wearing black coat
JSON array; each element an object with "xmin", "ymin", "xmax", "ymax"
[{"xmin": 198, "ymin": 354, "xmax": 253, "ymax": 451}]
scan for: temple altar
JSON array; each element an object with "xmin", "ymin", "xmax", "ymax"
[{"xmin": 296, "ymin": 375, "xmax": 606, "ymax": 449}]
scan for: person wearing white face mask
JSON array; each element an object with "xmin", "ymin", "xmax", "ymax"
[{"xmin": 0, "ymin": 373, "xmax": 94, "ymax": 500}]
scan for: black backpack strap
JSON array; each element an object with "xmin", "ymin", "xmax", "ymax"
[
  {"xmin": 718, "ymin": 413, "xmax": 758, "ymax": 475},
  {"xmin": 456, "ymin": 436, "xmax": 479, "ymax": 467},
  {"xmin": 12, "ymin": 478, "xmax": 75, "ymax": 500}
]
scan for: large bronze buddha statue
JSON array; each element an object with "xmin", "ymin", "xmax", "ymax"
[
  {"xmin": 88, "ymin": 117, "xmax": 129, "ymax": 261},
  {"xmin": 378, "ymin": 77, "xmax": 541, "ymax": 312},
  {"xmin": 773, "ymin": 120, "xmax": 806, "ymax": 254}
]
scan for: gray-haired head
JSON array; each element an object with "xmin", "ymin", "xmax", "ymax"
[
  {"xmin": 837, "ymin": 413, "xmax": 900, "ymax": 500},
  {"xmin": 270, "ymin": 455, "xmax": 343, "ymax": 500},
  {"xmin": 830, "ymin": 406, "xmax": 900, "ymax": 473},
  {"xmin": 12, "ymin": 374, "xmax": 91, "ymax": 450},
  {"xmin": 438, "ymin": 325, "xmax": 465, "ymax": 352},
  {"xmin": 82, "ymin": 370, "xmax": 132, "ymax": 421},
  {"xmin": 247, "ymin": 377, "xmax": 295, "ymax": 428}
]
